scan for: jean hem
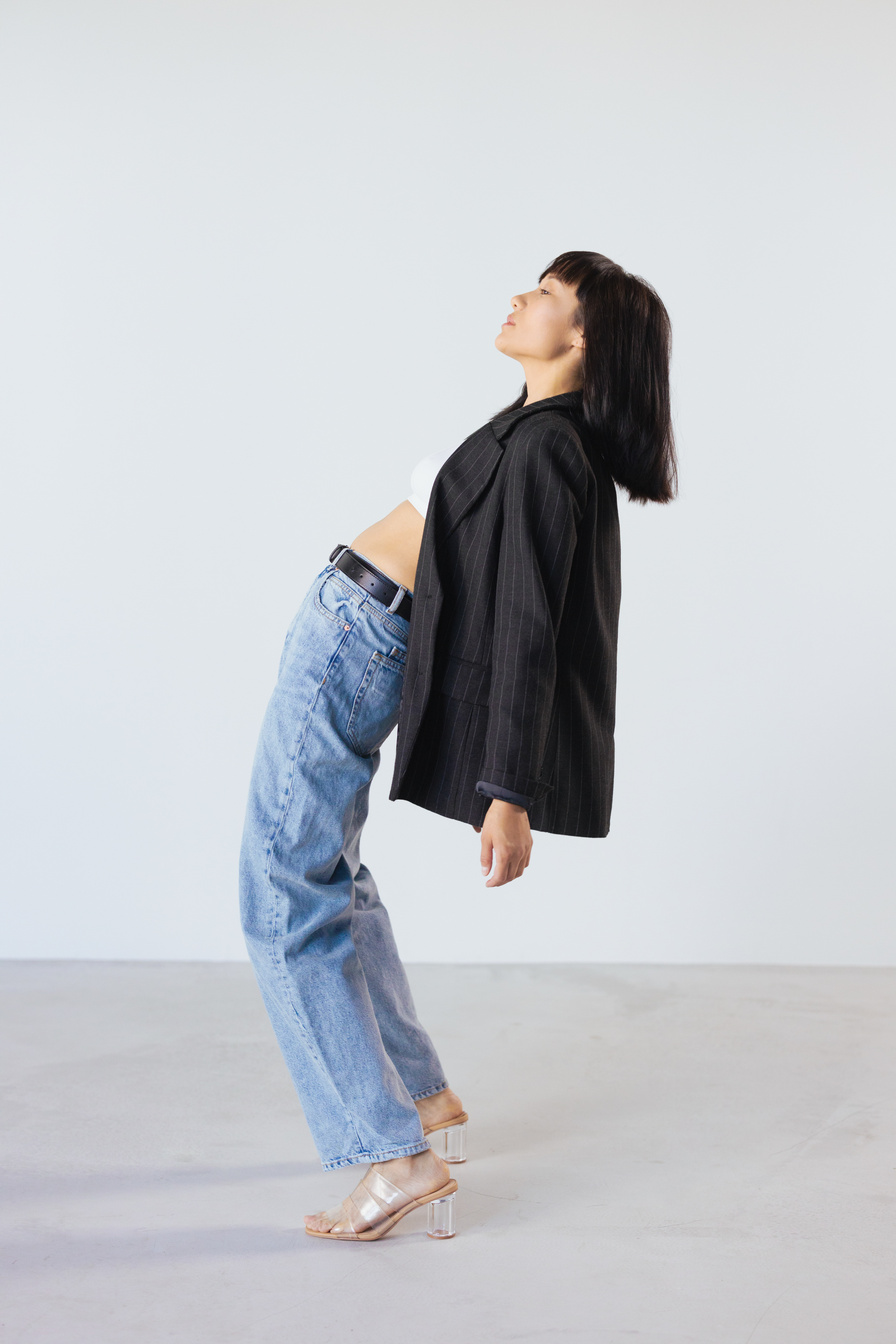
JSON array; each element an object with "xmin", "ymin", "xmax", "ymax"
[
  {"xmin": 409, "ymin": 1080, "xmax": 450, "ymax": 1101},
  {"xmin": 321, "ymin": 1138, "xmax": 432, "ymax": 1172}
]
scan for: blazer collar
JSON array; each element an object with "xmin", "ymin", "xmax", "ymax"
[{"xmin": 489, "ymin": 388, "xmax": 584, "ymax": 441}]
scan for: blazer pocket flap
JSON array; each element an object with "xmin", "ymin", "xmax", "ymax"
[{"xmin": 440, "ymin": 654, "xmax": 491, "ymax": 706}]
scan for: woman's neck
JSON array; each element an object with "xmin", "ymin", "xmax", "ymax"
[{"xmin": 519, "ymin": 360, "xmax": 583, "ymax": 406}]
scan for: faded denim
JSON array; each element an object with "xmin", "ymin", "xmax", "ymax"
[{"xmin": 238, "ymin": 553, "xmax": 449, "ymax": 1171}]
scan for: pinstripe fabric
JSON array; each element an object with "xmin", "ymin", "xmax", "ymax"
[{"xmin": 387, "ymin": 389, "xmax": 622, "ymax": 838}]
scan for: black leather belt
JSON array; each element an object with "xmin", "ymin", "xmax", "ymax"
[{"xmin": 328, "ymin": 543, "xmax": 414, "ymax": 621}]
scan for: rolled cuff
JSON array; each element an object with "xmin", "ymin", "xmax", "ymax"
[{"xmin": 475, "ymin": 779, "xmax": 533, "ymax": 809}]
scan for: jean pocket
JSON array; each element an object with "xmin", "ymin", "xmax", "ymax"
[
  {"xmin": 314, "ymin": 571, "xmax": 358, "ymax": 625},
  {"xmin": 347, "ymin": 649, "xmax": 406, "ymax": 757}
]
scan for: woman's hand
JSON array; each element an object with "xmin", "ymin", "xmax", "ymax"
[{"xmin": 474, "ymin": 799, "xmax": 533, "ymax": 886}]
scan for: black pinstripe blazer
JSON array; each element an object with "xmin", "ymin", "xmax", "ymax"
[{"xmin": 388, "ymin": 389, "xmax": 622, "ymax": 837}]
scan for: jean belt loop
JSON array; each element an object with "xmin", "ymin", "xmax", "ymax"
[
  {"xmin": 386, "ymin": 583, "xmax": 407, "ymax": 614},
  {"xmin": 330, "ymin": 544, "xmax": 351, "ymax": 567}
]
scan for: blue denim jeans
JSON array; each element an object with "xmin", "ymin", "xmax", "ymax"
[{"xmin": 239, "ymin": 552, "xmax": 449, "ymax": 1171}]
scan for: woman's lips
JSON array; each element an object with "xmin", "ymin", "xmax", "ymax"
[{"xmin": 502, "ymin": 319, "xmax": 515, "ymax": 326}]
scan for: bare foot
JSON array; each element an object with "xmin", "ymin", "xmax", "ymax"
[
  {"xmin": 415, "ymin": 1086, "xmax": 465, "ymax": 1131},
  {"xmin": 304, "ymin": 1148, "xmax": 451, "ymax": 1234}
]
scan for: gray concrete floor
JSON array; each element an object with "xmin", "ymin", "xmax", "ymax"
[{"xmin": 2, "ymin": 962, "xmax": 896, "ymax": 1343}]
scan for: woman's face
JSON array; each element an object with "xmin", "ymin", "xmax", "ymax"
[{"xmin": 494, "ymin": 273, "xmax": 584, "ymax": 364}]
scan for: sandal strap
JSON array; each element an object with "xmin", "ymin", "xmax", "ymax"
[
  {"xmin": 319, "ymin": 1183, "xmax": 365, "ymax": 1236},
  {"xmin": 423, "ymin": 1111, "xmax": 469, "ymax": 1136},
  {"xmin": 363, "ymin": 1165, "xmax": 414, "ymax": 1215},
  {"xmin": 340, "ymin": 1189, "xmax": 370, "ymax": 1235},
  {"xmin": 334, "ymin": 1165, "xmax": 413, "ymax": 1236}
]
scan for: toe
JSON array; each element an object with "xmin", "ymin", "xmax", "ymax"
[{"xmin": 306, "ymin": 1202, "xmax": 348, "ymax": 1234}]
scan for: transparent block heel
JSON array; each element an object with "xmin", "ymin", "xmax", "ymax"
[
  {"xmin": 428, "ymin": 1120, "xmax": 467, "ymax": 1163},
  {"xmin": 426, "ymin": 1192, "xmax": 457, "ymax": 1239}
]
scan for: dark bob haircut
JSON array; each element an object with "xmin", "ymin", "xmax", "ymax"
[{"xmin": 495, "ymin": 250, "xmax": 678, "ymax": 505}]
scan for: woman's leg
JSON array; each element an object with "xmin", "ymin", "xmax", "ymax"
[
  {"xmin": 345, "ymin": 776, "xmax": 449, "ymax": 1103},
  {"xmin": 239, "ymin": 560, "xmax": 435, "ymax": 1171}
]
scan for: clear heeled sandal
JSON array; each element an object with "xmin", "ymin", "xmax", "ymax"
[
  {"xmin": 304, "ymin": 1164, "xmax": 459, "ymax": 1241},
  {"xmin": 423, "ymin": 1111, "xmax": 468, "ymax": 1163}
]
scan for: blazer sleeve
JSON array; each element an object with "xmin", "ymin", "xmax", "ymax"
[{"xmin": 475, "ymin": 414, "xmax": 589, "ymax": 810}]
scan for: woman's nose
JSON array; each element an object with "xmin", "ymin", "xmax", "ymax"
[{"xmin": 510, "ymin": 294, "xmax": 522, "ymax": 309}]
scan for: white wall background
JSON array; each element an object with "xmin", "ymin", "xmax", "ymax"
[{"xmin": 1, "ymin": 0, "xmax": 893, "ymax": 963}]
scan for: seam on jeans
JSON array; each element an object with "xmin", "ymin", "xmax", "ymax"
[
  {"xmin": 362, "ymin": 596, "xmax": 411, "ymax": 641},
  {"xmin": 263, "ymin": 657, "xmax": 333, "ymax": 889},
  {"xmin": 260, "ymin": 630, "xmax": 364, "ymax": 1149}
]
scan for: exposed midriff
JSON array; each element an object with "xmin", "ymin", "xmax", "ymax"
[{"xmin": 350, "ymin": 500, "xmax": 426, "ymax": 595}]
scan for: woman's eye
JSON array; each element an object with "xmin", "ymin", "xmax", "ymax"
[{"xmin": 539, "ymin": 288, "xmax": 550, "ymax": 295}]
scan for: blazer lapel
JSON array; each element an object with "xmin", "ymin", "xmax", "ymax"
[
  {"xmin": 433, "ymin": 423, "xmax": 506, "ymax": 544},
  {"xmin": 432, "ymin": 391, "xmax": 583, "ymax": 545}
]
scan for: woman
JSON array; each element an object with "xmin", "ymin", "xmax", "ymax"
[{"xmin": 239, "ymin": 250, "xmax": 677, "ymax": 1242}]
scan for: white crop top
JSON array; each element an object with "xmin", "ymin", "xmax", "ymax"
[{"xmin": 407, "ymin": 445, "xmax": 457, "ymax": 518}]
